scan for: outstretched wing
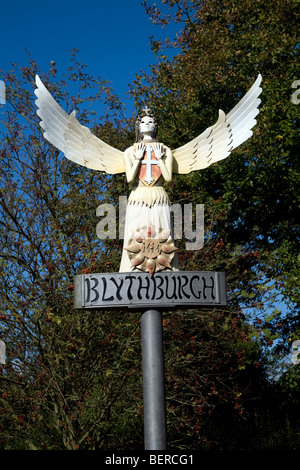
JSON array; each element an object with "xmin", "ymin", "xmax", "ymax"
[
  {"xmin": 34, "ymin": 75, "xmax": 125, "ymax": 174},
  {"xmin": 173, "ymin": 74, "xmax": 262, "ymax": 174}
]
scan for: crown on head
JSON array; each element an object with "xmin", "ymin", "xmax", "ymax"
[{"xmin": 141, "ymin": 105, "xmax": 152, "ymax": 116}]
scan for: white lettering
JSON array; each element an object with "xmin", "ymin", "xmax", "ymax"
[
  {"xmin": 148, "ymin": 454, "xmax": 193, "ymax": 464},
  {"xmin": 105, "ymin": 454, "xmax": 139, "ymax": 467},
  {"xmin": 291, "ymin": 80, "xmax": 300, "ymax": 104},
  {"xmin": 0, "ymin": 80, "xmax": 5, "ymax": 105},
  {"xmin": 96, "ymin": 197, "xmax": 204, "ymax": 250},
  {"xmin": 184, "ymin": 203, "xmax": 204, "ymax": 250},
  {"xmin": 170, "ymin": 203, "xmax": 182, "ymax": 240},
  {"xmin": 96, "ymin": 203, "xmax": 116, "ymax": 239},
  {"xmin": 0, "ymin": 340, "xmax": 5, "ymax": 364},
  {"xmin": 292, "ymin": 340, "xmax": 300, "ymax": 364}
]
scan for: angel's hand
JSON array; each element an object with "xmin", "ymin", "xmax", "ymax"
[
  {"xmin": 134, "ymin": 143, "xmax": 146, "ymax": 160},
  {"xmin": 153, "ymin": 143, "xmax": 165, "ymax": 160}
]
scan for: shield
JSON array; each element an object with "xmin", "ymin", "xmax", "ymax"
[{"xmin": 138, "ymin": 146, "xmax": 162, "ymax": 187}]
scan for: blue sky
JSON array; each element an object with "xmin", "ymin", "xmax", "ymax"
[{"xmin": 0, "ymin": 0, "xmax": 179, "ymax": 116}]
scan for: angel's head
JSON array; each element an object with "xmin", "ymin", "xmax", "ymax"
[{"xmin": 135, "ymin": 106, "xmax": 158, "ymax": 142}]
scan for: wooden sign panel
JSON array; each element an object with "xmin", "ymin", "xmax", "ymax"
[{"xmin": 74, "ymin": 271, "xmax": 227, "ymax": 310}]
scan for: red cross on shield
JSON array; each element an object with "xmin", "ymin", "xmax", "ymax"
[{"xmin": 138, "ymin": 145, "xmax": 162, "ymax": 187}]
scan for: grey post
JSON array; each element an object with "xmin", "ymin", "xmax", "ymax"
[
  {"xmin": 141, "ymin": 309, "xmax": 167, "ymax": 450},
  {"xmin": 73, "ymin": 270, "xmax": 227, "ymax": 449}
]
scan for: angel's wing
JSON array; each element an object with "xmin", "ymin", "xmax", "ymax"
[
  {"xmin": 34, "ymin": 75, "xmax": 125, "ymax": 174},
  {"xmin": 173, "ymin": 74, "xmax": 262, "ymax": 174}
]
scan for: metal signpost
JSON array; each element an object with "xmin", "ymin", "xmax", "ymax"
[
  {"xmin": 74, "ymin": 271, "xmax": 227, "ymax": 449},
  {"xmin": 141, "ymin": 309, "xmax": 166, "ymax": 450}
]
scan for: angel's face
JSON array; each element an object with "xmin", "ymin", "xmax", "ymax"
[{"xmin": 139, "ymin": 115, "xmax": 155, "ymax": 136}]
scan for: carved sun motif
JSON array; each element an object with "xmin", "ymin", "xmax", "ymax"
[{"xmin": 125, "ymin": 225, "xmax": 177, "ymax": 275}]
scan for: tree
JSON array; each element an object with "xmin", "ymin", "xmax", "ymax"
[
  {"xmin": 134, "ymin": 0, "xmax": 300, "ymax": 374},
  {"xmin": 0, "ymin": 52, "xmax": 144, "ymax": 450},
  {"xmin": 129, "ymin": 0, "xmax": 300, "ymax": 448},
  {"xmin": 0, "ymin": 52, "xmax": 269, "ymax": 450}
]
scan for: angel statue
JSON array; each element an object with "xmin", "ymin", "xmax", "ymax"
[{"xmin": 34, "ymin": 74, "xmax": 262, "ymax": 275}]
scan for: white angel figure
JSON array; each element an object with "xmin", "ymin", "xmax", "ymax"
[{"xmin": 34, "ymin": 74, "xmax": 262, "ymax": 274}]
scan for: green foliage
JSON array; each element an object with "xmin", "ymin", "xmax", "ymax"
[
  {"xmin": 0, "ymin": 54, "xmax": 141, "ymax": 449},
  {"xmin": 134, "ymin": 0, "xmax": 299, "ymax": 372}
]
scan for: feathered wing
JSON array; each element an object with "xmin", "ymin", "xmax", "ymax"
[
  {"xmin": 34, "ymin": 75, "xmax": 125, "ymax": 174},
  {"xmin": 173, "ymin": 74, "xmax": 262, "ymax": 174}
]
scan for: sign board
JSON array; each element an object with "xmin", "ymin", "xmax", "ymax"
[{"xmin": 74, "ymin": 271, "xmax": 227, "ymax": 310}]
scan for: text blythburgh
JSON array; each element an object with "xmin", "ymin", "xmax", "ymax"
[{"xmin": 74, "ymin": 271, "xmax": 227, "ymax": 309}]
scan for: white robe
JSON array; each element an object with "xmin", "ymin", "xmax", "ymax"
[{"xmin": 119, "ymin": 143, "xmax": 180, "ymax": 272}]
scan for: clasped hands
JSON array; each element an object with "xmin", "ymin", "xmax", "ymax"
[{"xmin": 134, "ymin": 143, "xmax": 165, "ymax": 160}]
